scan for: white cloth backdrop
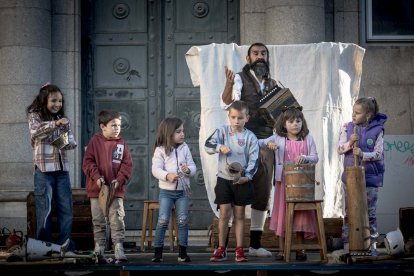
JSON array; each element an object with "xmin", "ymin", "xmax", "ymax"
[{"xmin": 185, "ymin": 42, "xmax": 365, "ymax": 218}]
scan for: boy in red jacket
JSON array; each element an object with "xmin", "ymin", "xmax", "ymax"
[{"xmin": 82, "ymin": 110, "xmax": 133, "ymax": 263}]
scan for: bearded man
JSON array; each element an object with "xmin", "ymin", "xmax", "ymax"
[{"xmin": 220, "ymin": 42, "xmax": 279, "ymax": 257}]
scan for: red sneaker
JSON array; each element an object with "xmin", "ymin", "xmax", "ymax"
[
  {"xmin": 235, "ymin": 247, "xmax": 248, "ymax": 262},
  {"xmin": 210, "ymin": 246, "xmax": 227, "ymax": 262}
]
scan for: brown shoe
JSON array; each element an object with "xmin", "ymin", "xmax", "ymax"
[
  {"xmin": 274, "ymin": 252, "xmax": 284, "ymax": 261},
  {"xmin": 295, "ymin": 249, "xmax": 307, "ymax": 261}
]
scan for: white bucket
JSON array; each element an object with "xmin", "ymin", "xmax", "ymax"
[
  {"xmin": 26, "ymin": 238, "xmax": 61, "ymax": 261},
  {"xmin": 384, "ymin": 228, "xmax": 405, "ymax": 256}
]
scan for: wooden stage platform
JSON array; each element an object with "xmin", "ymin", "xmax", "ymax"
[{"xmin": 1, "ymin": 247, "xmax": 414, "ymax": 276}]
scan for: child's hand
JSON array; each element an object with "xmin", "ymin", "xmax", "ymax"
[
  {"xmin": 266, "ymin": 142, "xmax": 278, "ymax": 151},
  {"xmin": 234, "ymin": 176, "xmax": 248, "ymax": 185},
  {"xmin": 56, "ymin": 118, "xmax": 69, "ymax": 126},
  {"xmin": 166, "ymin": 173, "xmax": 178, "ymax": 183},
  {"xmin": 353, "ymin": 147, "xmax": 362, "ymax": 157},
  {"xmin": 295, "ymin": 155, "xmax": 307, "ymax": 164},
  {"xmin": 349, "ymin": 133, "xmax": 358, "ymax": 146},
  {"xmin": 180, "ymin": 163, "xmax": 190, "ymax": 174},
  {"xmin": 112, "ymin": 179, "xmax": 119, "ymax": 189},
  {"xmin": 97, "ymin": 177, "xmax": 105, "ymax": 188},
  {"xmin": 219, "ymin": 145, "xmax": 231, "ymax": 155}
]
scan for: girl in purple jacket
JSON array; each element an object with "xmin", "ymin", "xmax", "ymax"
[{"xmin": 338, "ymin": 97, "xmax": 387, "ymax": 256}]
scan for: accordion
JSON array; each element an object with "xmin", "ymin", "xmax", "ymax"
[{"xmin": 258, "ymin": 86, "xmax": 301, "ymax": 125}]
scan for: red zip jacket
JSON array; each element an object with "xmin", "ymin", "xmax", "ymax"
[{"xmin": 83, "ymin": 132, "xmax": 133, "ymax": 198}]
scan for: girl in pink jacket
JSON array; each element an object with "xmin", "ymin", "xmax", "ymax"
[{"xmin": 258, "ymin": 106, "xmax": 318, "ymax": 261}]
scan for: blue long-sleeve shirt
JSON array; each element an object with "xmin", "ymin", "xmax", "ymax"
[{"xmin": 204, "ymin": 125, "xmax": 259, "ymax": 181}]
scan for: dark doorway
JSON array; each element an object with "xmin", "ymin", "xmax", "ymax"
[{"xmin": 81, "ymin": 0, "xmax": 239, "ymax": 230}]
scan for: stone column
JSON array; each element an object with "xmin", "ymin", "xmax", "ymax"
[
  {"xmin": 265, "ymin": 0, "xmax": 325, "ymax": 44},
  {"xmin": 0, "ymin": 0, "xmax": 52, "ymax": 230},
  {"xmin": 0, "ymin": 0, "xmax": 81, "ymax": 231},
  {"xmin": 52, "ymin": 1, "xmax": 82, "ymax": 187},
  {"xmin": 240, "ymin": 0, "xmax": 325, "ymax": 45}
]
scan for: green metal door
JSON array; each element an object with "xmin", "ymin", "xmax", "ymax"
[{"xmin": 82, "ymin": 0, "xmax": 239, "ymax": 230}]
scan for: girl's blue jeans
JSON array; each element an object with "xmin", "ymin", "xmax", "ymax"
[
  {"xmin": 153, "ymin": 189, "xmax": 189, "ymax": 248},
  {"xmin": 34, "ymin": 166, "xmax": 75, "ymax": 250}
]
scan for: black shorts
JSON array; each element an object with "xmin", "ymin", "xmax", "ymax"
[{"xmin": 214, "ymin": 177, "xmax": 254, "ymax": 208}]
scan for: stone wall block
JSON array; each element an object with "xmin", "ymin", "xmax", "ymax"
[
  {"xmin": 52, "ymin": 0, "xmax": 76, "ymax": 14},
  {"xmin": 362, "ymin": 48, "xmax": 414, "ymax": 86},
  {"xmin": 0, "ymin": 6, "xmax": 50, "ymax": 48},
  {"xmin": 52, "ymin": 52, "xmax": 78, "ymax": 89},
  {"xmin": 265, "ymin": 0, "xmax": 325, "ymax": 44},
  {"xmin": 0, "ymin": 48, "xmax": 51, "ymax": 85},
  {"xmin": 0, "ymin": 124, "xmax": 32, "ymax": 162},
  {"xmin": 242, "ymin": 0, "xmax": 266, "ymax": 12},
  {"xmin": 241, "ymin": 14, "xmax": 266, "ymax": 45},
  {"xmin": 53, "ymin": 14, "xmax": 79, "ymax": 52},
  {"xmin": 0, "ymin": 163, "xmax": 33, "ymax": 189},
  {"xmin": 363, "ymin": 86, "xmax": 412, "ymax": 134},
  {"xmin": 0, "ymin": 86, "xmax": 41, "ymax": 123}
]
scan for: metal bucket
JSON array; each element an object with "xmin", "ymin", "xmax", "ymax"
[
  {"xmin": 50, "ymin": 132, "xmax": 69, "ymax": 149},
  {"xmin": 384, "ymin": 228, "xmax": 405, "ymax": 255},
  {"xmin": 26, "ymin": 238, "xmax": 61, "ymax": 261},
  {"xmin": 283, "ymin": 163, "xmax": 316, "ymax": 202}
]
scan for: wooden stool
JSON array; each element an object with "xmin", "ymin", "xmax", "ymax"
[
  {"xmin": 141, "ymin": 200, "xmax": 178, "ymax": 252},
  {"xmin": 284, "ymin": 200, "xmax": 327, "ymax": 262}
]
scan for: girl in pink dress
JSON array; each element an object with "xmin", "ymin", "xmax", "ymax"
[{"xmin": 258, "ymin": 106, "xmax": 319, "ymax": 261}]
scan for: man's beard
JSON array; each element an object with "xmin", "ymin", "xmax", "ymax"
[{"xmin": 250, "ymin": 59, "xmax": 270, "ymax": 78}]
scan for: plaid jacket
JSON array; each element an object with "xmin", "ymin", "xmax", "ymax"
[{"xmin": 28, "ymin": 112, "xmax": 77, "ymax": 172}]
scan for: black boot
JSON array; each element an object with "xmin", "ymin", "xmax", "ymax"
[
  {"xmin": 152, "ymin": 247, "xmax": 163, "ymax": 262},
  {"xmin": 250, "ymin": 230, "xmax": 262, "ymax": 249},
  {"xmin": 178, "ymin": 245, "xmax": 191, "ymax": 262}
]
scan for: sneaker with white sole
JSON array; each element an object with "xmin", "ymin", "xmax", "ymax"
[
  {"xmin": 235, "ymin": 247, "xmax": 248, "ymax": 262},
  {"xmin": 369, "ymin": 249, "xmax": 378, "ymax": 256},
  {"xmin": 210, "ymin": 246, "xmax": 227, "ymax": 262},
  {"xmin": 94, "ymin": 242, "xmax": 105, "ymax": 256},
  {"xmin": 248, "ymin": 247, "xmax": 272, "ymax": 257},
  {"xmin": 114, "ymin": 242, "xmax": 127, "ymax": 262}
]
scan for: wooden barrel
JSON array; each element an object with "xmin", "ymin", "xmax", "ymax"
[
  {"xmin": 346, "ymin": 166, "xmax": 370, "ymax": 251},
  {"xmin": 284, "ymin": 163, "xmax": 316, "ymax": 202}
]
